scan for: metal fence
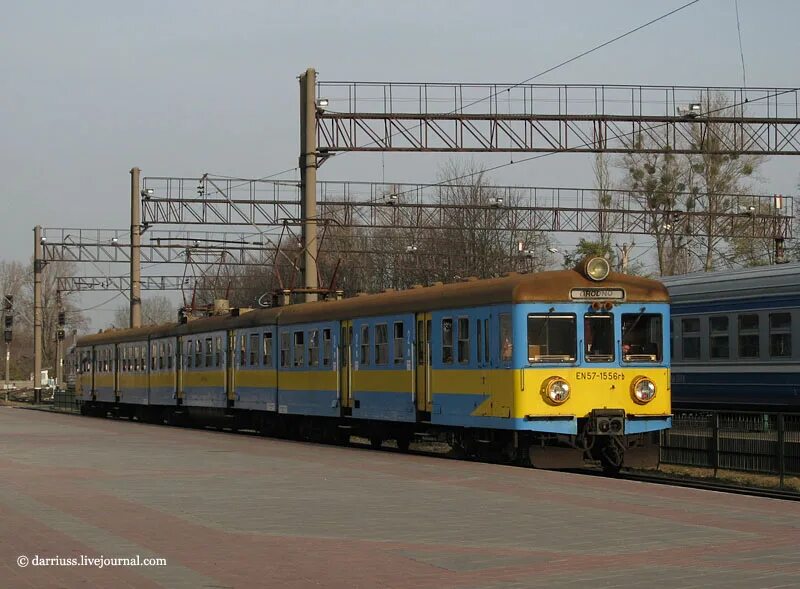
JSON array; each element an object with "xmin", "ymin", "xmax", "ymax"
[
  {"xmin": 52, "ymin": 389, "xmax": 79, "ymax": 413},
  {"xmin": 660, "ymin": 410, "xmax": 800, "ymax": 486}
]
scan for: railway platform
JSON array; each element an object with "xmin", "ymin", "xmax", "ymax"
[{"xmin": 1, "ymin": 406, "xmax": 799, "ymax": 588}]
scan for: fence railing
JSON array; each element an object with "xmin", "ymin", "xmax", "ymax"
[{"xmin": 660, "ymin": 410, "xmax": 800, "ymax": 486}]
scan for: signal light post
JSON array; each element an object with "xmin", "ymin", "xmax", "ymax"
[{"xmin": 3, "ymin": 294, "xmax": 12, "ymax": 401}]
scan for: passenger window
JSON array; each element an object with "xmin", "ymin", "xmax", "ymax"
[
  {"xmin": 477, "ymin": 320, "xmax": 483, "ymax": 364},
  {"xmin": 249, "ymin": 333, "xmax": 259, "ymax": 366},
  {"xmin": 293, "ymin": 331, "xmax": 305, "ymax": 367},
  {"xmin": 585, "ymin": 314, "xmax": 614, "ymax": 362},
  {"xmin": 769, "ymin": 313, "xmax": 791, "ymax": 358},
  {"xmin": 457, "ymin": 317, "xmax": 470, "ymax": 364},
  {"xmin": 159, "ymin": 343, "xmax": 165, "ymax": 370},
  {"xmin": 681, "ymin": 318, "xmax": 701, "ymax": 360},
  {"xmin": 322, "ymin": 329, "xmax": 332, "ymax": 366},
  {"xmin": 205, "ymin": 337, "xmax": 213, "ymax": 367},
  {"xmin": 187, "ymin": 341, "xmax": 194, "ymax": 368},
  {"xmin": 360, "ymin": 325, "xmax": 370, "ymax": 366},
  {"xmin": 738, "ymin": 314, "xmax": 759, "ymax": 358},
  {"xmin": 416, "ymin": 320, "xmax": 425, "ymax": 365},
  {"xmin": 393, "ymin": 322, "xmax": 404, "ymax": 364},
  {"xmin": 263, "ymin": 332, "xmax": 273, "ymax": 366},
  {"xmin": 527, "ymin": 314, "xmax": 575, "ymax": 362},
  {"xmin": 215, "ymin": 336, "xmax": 222, "ymax": 367},
  {"xmin": 240, "ymin": 335, "xmax": 247, "ymax": 367},
  {"xmin": 309, "ymin": 329, "xmax": 320, "ymax": 367},
  {"xmin": 168, "ymin": 343, "xmax": 173, "ymax": 369},
  {"xmin": 441, "ymin": 318, "xmax": 453, "ymax": 364},
  {"xmin": 195, "ymin": 340, "xmax": 203, "ymax": 368},
  {"xmin": 375, "ymin": 324, "xmax": 388, "ymax": 365},
  {"xmin": 500, "ymin": 313, "xmax": 513, "ymax": 363},
  {"xmin": 709, "ymin": 316, "xmax": 729, "ymax": 359},
  {"xmin": 151, "ymin": 343, "xmax": 157, "ymax": 371},
  {"xmin": 280, "ymin": 332, "xmax": 290, "ymax": 368}
]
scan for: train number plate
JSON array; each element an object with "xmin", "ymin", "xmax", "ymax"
[{"xmin": 576, "ymin": 371, "xmax": 626, "ymax": 382}]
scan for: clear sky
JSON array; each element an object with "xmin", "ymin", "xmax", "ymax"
[{"xmin": 1, "ymin": 0, "xmax": 798, "ymax": 325}]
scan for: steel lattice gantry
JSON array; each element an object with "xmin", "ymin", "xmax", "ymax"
[
  {"xmin": 55, "ymin": 275, "xmax": 215, "ymax": 293},
  {"xmin": 140, "ymin": 177, "xmax": 793, "ymax": 240},
  {"xmin": 312, "ymin": 82, "xmax": 800, "ymax": 155}
]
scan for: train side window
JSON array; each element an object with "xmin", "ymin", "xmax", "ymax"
[
  {"xmin": 158, "ymin": 343, "xmax": 165, "ymax": 370},
  {"xmin": 738, "ymin": 314, "xmax": 759, "ymax": 358},
  {"xmin": 375, "ymin": 324, "xmax": 388, "ymax": 365},
  {"xmin": 293, "ymin": 331, "xmax": 305, "ymax": 367},
  {"xmin": 187, "ymin": 341, "xmax": 194, "ymax": 369},
  {"xmin": 477, "ymin": 319, "xmax": 483, "ymax": 364},
  {"xmin": 360, "ymin": 325, "xmax": 370, "ymax": 366},
  {"xmin": 168, "ymin": 343, "xmax": 173, "ymax": 369},
  {"xmin": 441, "ymin": 318, "xmax": 453, "ymax": 364},
  {"xmin": 709, "ymin": 316, "xmax": 729, "ymax": 359},
  {"xmin": 249, "ymin": 333, "xmax": 259, "ymax": 366},
  {"xmin": 393, "ymin": 322, "xmax": 404, "ymax": 364},
  {"xmin": 215, "ymin": 336, "xmax": 222, "ymax": 367},
  {"xmin": 484, "ymin": 318, "xmax": 489, "ymax": 364},
  {"xmin": 263, "ymin": 332, "xmax": 273, "ymax": 367},
  {"xmin": 240, "ymin": 335, "xmax": 247, "ymax": 367},
  {"xmin": 681, "ymin": 318, "xmax": 701, "ymax": 360},
  {"xmin": 769, "ymin": 313, "xmax": 791, "ymax": 358},
  {"xmin": 151, "ymin": 343, "xmax": 157, "ymax": 371},
  {"xmin": 500, "ymin": 313, "xmax": 513, "ymax": 363},
  {"xmin": 309, "ymin": 329, "xmax": 320, "ymax": 367},
  {"xmin": 322, "ymin": 329, "xmax": 332, "ymax": 366},
  {"xmin": 205, "ymin": 337, "xmax": 213, "ymax": 367},
  {"xmin": 280, "ymin": 332, "xmax": 290, "ymax": 368},
  {"xmin": 622, "ymin": 313, "xmax": 662, "ymax": 362},
  {"xmin": 135, "ymin": 346, "xmax": 141, "ymax": 372},
  {"xmin": 457, "ymin": 317, "xmax": 470, "ymax": 364}
]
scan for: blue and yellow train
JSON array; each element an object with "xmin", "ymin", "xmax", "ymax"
[{"xmin": 74, "ymin": 257, "xmax": 671, "ymax": 471}]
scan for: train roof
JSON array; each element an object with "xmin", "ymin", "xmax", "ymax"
[
  {"xmin": 661, "ymin": 262, "xmax": 800, "ymax": 304},
  {"xmin": 77, "ymin": 267, "xmax": 668, "ymax": 347}
]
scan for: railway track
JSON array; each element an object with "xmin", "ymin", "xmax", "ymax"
[{"xmin": 22, "ymin": 403, "xmax": 800, "ymax": 501}]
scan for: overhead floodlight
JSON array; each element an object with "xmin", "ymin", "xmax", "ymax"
[
  {"xmin": 39, "ymin": 237, "xmax": 47, "ymax": 245},
  {"xmin": 488, "ymin": 196, "xmax": 504, "ymax": 208},
  {"xmin": 774, "ymin": 194, "xmax": 784, "ymax": 209},
  {"xmin": 385, "ymin": 194, "xmax": 399, "ymax": 206},
  {"xmin": 141, "ymin": 188, "xmax": 154, "ymax": 199},
  {"xmin": 677, "ymin": 103, "xmax": 703, "ymax": 118},
  {"xmin": 111, "ymin": 237, "xmax": 119, "ymax": 245},
  {"xmin": 316, "ymin": 98, "xmax": 329, "ymax": 109}
]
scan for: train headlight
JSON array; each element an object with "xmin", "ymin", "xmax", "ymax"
[
  {"xmin": 585, "ymin": 257, "xmax": 610, "ymax": 281},
  {"xmin": 543, "ymin": 377, "xmax": 570, "ymax": 405},
  {"xmin": 631, "ymin": 377, "xmax": 656, "ymax": 404}
]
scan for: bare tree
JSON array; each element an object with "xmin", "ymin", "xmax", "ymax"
[{"xmin": 111, "ymin": 295, "xmax": 177, "ymax": 328}]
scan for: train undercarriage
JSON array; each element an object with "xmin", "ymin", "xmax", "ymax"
[{"xmin": 78, "ymin": 401, "xmax": 660, "ymax": 473}]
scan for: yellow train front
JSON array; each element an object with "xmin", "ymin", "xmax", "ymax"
[{"xmin": 73, "ymin": 256, "xmax": 670, "ymax": 472}]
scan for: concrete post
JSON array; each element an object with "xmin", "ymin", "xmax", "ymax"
[
  {"xmin": 130, "ymin": 167, "xmax": 142, "ymax": 327},
  {"xmin": 33, "ymin": 225, "xmax": 43, "ymax": 403},
  {"xmin": 299, "ymin": 68, "xmax": 319, "ymax": 303}
]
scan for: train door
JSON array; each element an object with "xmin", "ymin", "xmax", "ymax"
[
  {"xmin": 476, "ymin": 313, "xmax": 491, "ymax": 399},
  {"xmin": 176, "ymin": 338, "xmax": 183, "ymax": 403},
  {"xmin": 339, "ymin": 320, "xmax": 352, "ymax": 410},
  {"xmin": 226, "ymin": 332, "xmax": 236, "ymax": 401},
  {"xmin": 415, "ymin": 312, "xmax": 432, "ymax": 414},
  {"xmin": 114, "ymin": 345, "xmax": 120, "ymax": 403},
  {"xmin": 91, "ymin": 348, "xmax": 97, "ymax": 398}
]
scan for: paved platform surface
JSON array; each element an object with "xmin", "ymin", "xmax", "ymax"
[{"xmin": 1, "ymin": 407, "xmax": 799, "ymax": 588}]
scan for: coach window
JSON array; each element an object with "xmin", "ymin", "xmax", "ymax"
[
  {"xmin": 240, "ymin": 335, "xmax": 247, "ymax": 367},
  {"xmin": 360, "ymin": 325, "xmax": 370, "ymax": 366},
  {"xmin": 457, "ymin": 317, "xmax": 470, "ymax": 364},
  {"xmin": 168, "ymin": 343, "xmax": 174, "ymax": 369},
  {"xmin": 681, "ymin": 318, "xmax": 701, "ymax": 360},
  {"xmin": 195, "ymin": 339, "xmax": 203, "ymax": 368},
  {"xmin": 393, "ymin": 322, "xmax": 404, "ymax": 364},
  {"xmin": 263, "ymin": 332, "xmax": 273, "ymax": 367},
  {"xmin": 584, "ymin": 314, "xmax": 614, "ymax": 362},
  {"xmin": 622, "ymin": 313, "xmax": 662, "ymax": 362},
  {"xmin": 375, "ymin": 324, "xmax": 388, "ymax": 365},
  {"xmin": 204, "ymin": 337, "xmax": 213, "ymax": 367},
  {"xmin": 309, "ymin": 329, "xmax": 320, "ymax": 367},
  {"xmin": 249, "ymin": 333, "xmax": 259, "ymax": 366},
  {"xmin": 135, "ymin": 346, "xmax": 141, "ymax": 372},
  {"xmin": 738, "ymin": 314, "xmax": 760, "ymax": 358},
  {"xmin": 322, "ymin": 329, "xmax": 332, "ymax": 366},
  {"xmin": 158, "ymin": 343, "xmax": 164, "ymax": 370},
  {"xmin": 280, "ymin": 332, "xmax": 290, "ymax": 368},
  {"xmin": 527, "ymin": 314, "xmax": 575, "ymax": 363},
  {"xmin": 151, "ymin": 344, "xmax": 157, "ymax": 371},
  {"xmin": 500, "ymin": 313, "xmax": 513, "ymax": 363},
  {"xmin": 769, "ymin": 313, "xmax": 791, "ymax": 358},
  {"xmin": 187, "ymin": 341, "xmax": 194, "ymax": 369},
  {"xmin": 215, "ymin": 337, "xmax": 222, "ymax": 367},
  {"xmin": 709, "ymin": 316, "xmax": 729, "ymax": 359},
  {"xmin": 293, "ymin": 331, "xmax": 305, "ymax": 367},
  {"xmin": 441, "ymin": 318, "xmax": 454, "ymax": 364}
]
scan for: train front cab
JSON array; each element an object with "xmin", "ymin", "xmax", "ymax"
[{"xmin": 511, "ymin": 297, "xmax": 671, "ymax": 470}]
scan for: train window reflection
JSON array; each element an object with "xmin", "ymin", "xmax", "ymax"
[
  {"xmin": 738, "ymin": 314, "xmax": 759, "ymax": 358},
  {"xmin": 681, "ymin": 317, "xmax": 700, "ymax": 360},
  {"xmin": 584, "ymin": 314, "xmax": 614, "ymax": 362},
  {"xmin": 527, "ymin": 314, "xmax": 576, "ymax": 363},
  {"xmin": 709, "ymin": 316, "xmax": 729, "ymax": 359},
  {"xmin": 623, "ymin": 314, "xmax": 662, "ymax": 362},
  {"xmin": 769, "ymin": 313, "xmax": 791, "ymax": 358}
]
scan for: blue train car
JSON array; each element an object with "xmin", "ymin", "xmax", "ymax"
[{"xmin": 664, "ymin": 263, "xmax": 800, "ymax": 409}]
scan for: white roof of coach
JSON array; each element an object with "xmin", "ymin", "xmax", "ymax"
[{"xmin": 661, "ymin": 262, "xmax": 800, "ymax": 304}]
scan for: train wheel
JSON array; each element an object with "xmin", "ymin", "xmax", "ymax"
[{"xmin": 395, "ymin": 436, "xmax": 411, "ymax": 452}]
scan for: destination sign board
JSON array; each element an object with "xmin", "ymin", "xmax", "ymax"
[{"xmin": 570, "ymin": 287, "xmax": 626, "ymax": 301}]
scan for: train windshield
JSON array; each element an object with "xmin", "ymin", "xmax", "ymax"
[
  {"xmin": 584, "ymin": 314, "xmax": 614, "ymax": 362},
  {"xmin": 527, "ymin": 314, "xmax": 576, "ymax": 363},
  {"xmin": 622, "ymin": 313, "xmax": 663, "ymax": 362}
]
